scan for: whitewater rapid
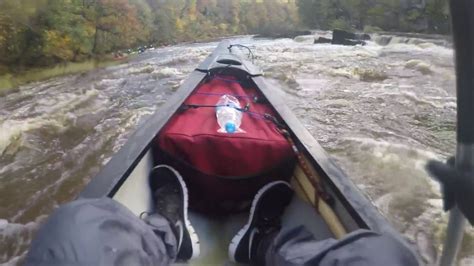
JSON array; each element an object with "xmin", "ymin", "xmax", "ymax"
[{"xmin": 1, "ymin": 34, "xmax": 471, "ymax": 265}]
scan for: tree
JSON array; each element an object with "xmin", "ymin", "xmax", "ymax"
[
  {"xmin": 130, "ymin": 0, "xmax": 153, "ymax": 45},
  {"xmin": 39, "ymin": 0, "xmax": 95, "ymax": 62},
  {"xmin": 93, "ymin": 0, "xmax": 143, "ymax": 53},
  {"xmin": 298, "ymin": 0, "xmax": 450, "ymax": 33},
  {"xmin": 0, "ymin": 0, "xmax": 44, "ymax": 66},
  {"xmin": 0, "ymin": 0, "xmax": 326, "ymax": 72},
  {"xmin": 297, "ymin": 0, "xmax": 321, "ymax": 28},
  {"xmin": 426, "ymin": 0, "xmax": 450, "ymax": 33}
]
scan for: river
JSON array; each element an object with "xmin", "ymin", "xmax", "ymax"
[{"xmin": 0, "ymin": 34, "xmax": 472, "ymax": 265}]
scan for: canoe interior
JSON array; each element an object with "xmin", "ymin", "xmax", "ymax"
[
  {"xmin": 108, "ymin": 51, "xmax": 369, "ymax": 265},
  {"xmin": 111, "ymin": 71, "xmax": 361, "ymax": 264},
  {"xmin": 113, "ymin": 150, "xmax": 336, "ymax": 265}
]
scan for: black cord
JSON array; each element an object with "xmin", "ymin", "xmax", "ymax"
[
  {"xmin": 228, "ymin": 44, "xmax": 255, "ymax": 61},
  {"xmin": 181, "ymin": 103, "xmax": 250, "ymax": 113}
]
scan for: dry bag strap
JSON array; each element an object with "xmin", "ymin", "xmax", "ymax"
[{"xmin": 279, "ymin": 128, "xmax": 332, "ymax": 208}]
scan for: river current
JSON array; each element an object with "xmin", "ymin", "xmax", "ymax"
[{"xmin": 1, "ymin": 34, "xmax": 472, "ymax": 265}]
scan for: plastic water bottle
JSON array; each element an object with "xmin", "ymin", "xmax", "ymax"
[{"xmin": 216, "ymin": 95, "xmax": 243, "ymax": 133}]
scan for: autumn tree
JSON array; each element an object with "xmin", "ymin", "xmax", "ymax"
[
  {"xmin": 92, "ymin": 0, "xmax": 143, "ymax": 54},
  {"xmin": 0, "ymin": 0, "xmax": 45, "ymax": 67},
  {"xmin": 0, "ymin": 0, "xmax": 305, "ymax": 72},
  {"xmin": 38, "ymin": 0, "xmax": 95, "ymax": 62}
]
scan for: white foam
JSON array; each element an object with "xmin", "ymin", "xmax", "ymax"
[
  {"xmin": 152, "ymin": 67, "xmax": 182, "ymax": 78},
  {"xmin": 0, "ymin": 118, "xmax": 62, "ymax": 156},
  {"xmin": 345, "ymin": 137, "xmax": 442, "ymax": 160},
  {"xmin": 0, "ymin": 219, "xmax": 8, "ymax": 229},
  {"xmin": 0, "ymin": 217, "xmax": 47, "ymax": 265},
  {"xmin": 0, "ymin": 219, "xmax": 40, "ymax": 238},
  {"xmin": 2, "ymin": 254, "xmax": 25, "ymax": 266},
  {"xmin": 460, "ymin": 256, "xmax": 474, "ymax": 266},
  {"xmin": 294, "ymin": 35, "xmax": 315, "ymax": 43},
  {"xmin": 382, "ymin": 41, "xmax": 453, "ymax": 57},
  {"xmin": 0, "ymin": 88, "xmax": 105, "ymax": 156}
]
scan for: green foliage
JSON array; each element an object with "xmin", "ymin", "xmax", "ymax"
[
  {"xmin": 0, "ymin": 0, "xmax": 299, "ymax": 71},
  {"xmin": 0, "ymin": 0, "xmax": 45, "ymax": 66},
  {"xmin": 38, "ymin": 0, "xmax": 95, "ymax": 62}
]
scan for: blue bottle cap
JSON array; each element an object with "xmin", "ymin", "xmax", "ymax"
[{"xmin": 225, "ymin": 122, "xmax": 236, "ymax": 133}]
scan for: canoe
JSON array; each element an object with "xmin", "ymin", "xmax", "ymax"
[{"xmin": 79, "ymin": 40, "xmax": 413, "ymax": 265}]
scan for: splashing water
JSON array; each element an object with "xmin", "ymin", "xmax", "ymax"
[{"xmin": 0, "ymin": 35, "xmax": 472, "ymax": 265}]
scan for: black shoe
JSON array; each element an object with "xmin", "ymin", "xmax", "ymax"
[
  {"xmin": 229, "ymin": 181, "xmax": 293, "ymax": 264},
  {"xmin": 149, "ymin": 165, "xmax": 200, "ymax": 261}
]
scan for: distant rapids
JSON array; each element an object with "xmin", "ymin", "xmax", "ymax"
[{"xmin": 1, "ymin": 34, "xmax": 472, "ymax": 265}]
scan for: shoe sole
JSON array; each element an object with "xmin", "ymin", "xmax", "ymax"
[
  {"xmin": 228, "ymin": 181, "xmax": 292, "ymax": 262},
  {"xmin": 153, "ymin": 165, "xmax": 200, "ymax": 260}
]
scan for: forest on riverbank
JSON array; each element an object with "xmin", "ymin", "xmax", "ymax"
[
  {"xmin": 0, "ymin": 0, "xmax": 450, "ymax": 73},
  {"xmin": 299, "ymin": 0, "xmax": 451, "ymax": 35}
]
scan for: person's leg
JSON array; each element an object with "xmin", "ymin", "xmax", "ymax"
[
  {"xmin": 25, "ymin": 197, "xmax": 177, "ymax": 266},
  {"xmin": 263, "ymin": 226, "xmax": 419, "ymax": 266},
  {"xmin": 228, "ymin": 181, "xmax": 293, "ymax": 264},
  {"xmin": 26, "ymin": 164, "xmax": 200, "ymax": 266},
  {"xmin": 149, "ymin": 164, "xmax": 200, "ymax": 260},
  {"xmin": 229, "ymin": 181, "xmax": 419, "ymax": 266}
]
